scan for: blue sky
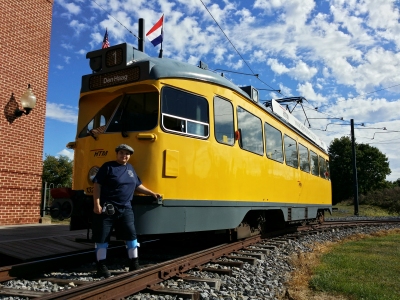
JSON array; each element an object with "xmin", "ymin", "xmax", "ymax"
[{"xmin": 47, "ymin": 0, "xmax": 400, "ymax": 181}]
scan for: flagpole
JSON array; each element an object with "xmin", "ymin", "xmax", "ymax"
[
  {"xmin": 158, "ymin": 22, "xmax": 163, "ymax": 58},
  {"xmin": 159, "ymin": 42, "xmax": 163, "ymax": 58}
]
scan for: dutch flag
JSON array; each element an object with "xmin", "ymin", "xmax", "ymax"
[{"xmin": 146, "ymin": 15, "xmax": 164, "ymax": 47}]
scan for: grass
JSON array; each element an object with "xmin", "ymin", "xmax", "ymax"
[
  {"xmin": 310, "ymin": 231, "xmax": 400, "ymax": 299},
  {"xmin": 331, "ymin": 202, "xmax": 397, "ymax": 218},
  {"xmin": 50, "ymin": 218, "xmax": 70, "ymax": 224},
  {"xmin": 286, "ymin": 229, "xmax": 400, "ymax": 300}
]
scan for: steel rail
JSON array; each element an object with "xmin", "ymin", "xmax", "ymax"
[
  {"xmin": 324, "ymin": 218, "xmax": 400, "ymax": 224},
  {"xmin": 37, "ymin": 235, "xmax": 262, "ymax": 299},
  {"xmin": 319, "ymin": 219, "xmax": 400, "ymax": 227}
]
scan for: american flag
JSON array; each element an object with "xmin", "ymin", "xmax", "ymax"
[{"xmin": 102, "ymin": 29, "xmax": 109, "ymax": 49}]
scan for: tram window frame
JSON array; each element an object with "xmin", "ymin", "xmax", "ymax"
[
  {"xmin": 310, "ymin": 150, "xmax": 319, "ymax": 176},
  {"xmin": 319, "ymin": 156, "xmax": 328, "ymax": 179},
  {"xmin": 237, "ymin": 106, "xmax": 264, "ymax": 155},
  {"xmin": 214, "ymin": 96, "xmax": 234, "ymax": 146},
  {"xmin": 161, "ymin": 86, "xmax": 209, "ymax": 139},
  {"xmin": 264, "ymin": 122, "xmax": 284, "ymax": 163},
  {"xmin": 299, "ymin": 143, "xmax": 310, "ymax": 173},
  {"xmin": 284, "ymin": 135, "xmax": 299, "ymax": 168}
]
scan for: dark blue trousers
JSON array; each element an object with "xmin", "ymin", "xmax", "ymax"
[{"xmin": 92, "ymin": 207, "xmax": 137, "ymax": 243}]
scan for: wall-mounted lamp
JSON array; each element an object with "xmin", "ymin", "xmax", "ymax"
[{"xmin": 15, "ymin": 84, "xmax": 37, "ymax": 117}]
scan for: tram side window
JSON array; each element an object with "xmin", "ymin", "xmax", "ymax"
[
  {"xmin": 161, "ymin": 87, "xmax": 209, "ymax": 138},
  {"xmin": 237, "ymin": 106, "xmax": 263, "ymax": 155},
  {"xmin": 107, "ymin": 92, "xmax": 159, "ymax": 133},
  {"xmin": 284, "ymin": 135, "xmax": 298, "ymax": 168},
  {"xmin": 79, "ymin": 96, "xmax": 121, "ymax": 138},
  {"xmin": 214, "ymin": 96, "xmax": 234, "ymax": 145},
  {"xmin": 326, "ymin": 160, "xmax": 331, "ymax": 180},
  {"xmin": 299, "ymin": 143, "xmax": 310, "ymax": 172},
  {"xmin": 264, "ymin": 123, "xmax": 283, "ymax": 163},
  {"xmin": 319, "ymin": 156, "xmax": 328, "ymax": 179},
  {"xmin": 310, "ymin": 150, "xmax": 319, "ymax": 176}
]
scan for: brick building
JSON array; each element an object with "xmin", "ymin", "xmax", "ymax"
[{"xmin": 0, "ymin": 0, "xmax": 53, "ymax": 225}]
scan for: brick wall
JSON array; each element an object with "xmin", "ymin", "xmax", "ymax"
[{"xmin": 0, "ymin": 0, "xmax": 53, "ymax": 225}]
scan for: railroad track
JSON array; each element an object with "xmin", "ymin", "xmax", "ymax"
[
  {"xmin": 324, "ymin": 217, "xmax": 400, "ymax": 226},
  {"xmin": 1, "ymin": 218, "xmax": 400, "ymax": 299}
]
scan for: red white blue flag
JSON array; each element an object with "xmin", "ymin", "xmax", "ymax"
[
  {"xmin": 102, "ymin": 29, "xmax": 109, "ymax": 49},
  {"xmin": 146, "ymin": 15, "xmax": 164, "ymax": 47}
]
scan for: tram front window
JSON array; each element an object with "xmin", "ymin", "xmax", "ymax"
[
  {"xmin": 106, "ymin": 92, "xmax": 159, "ymax": 133},
  {"xmin": 79, "ymin": 96, "xmax": 122, "ymax": 138}
]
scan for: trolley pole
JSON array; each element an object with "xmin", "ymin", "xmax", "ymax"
[
  {"xmin": 139, "ymin": 18, "xmax": 145, "ymax": 52},
  {"xmin": 350, "ymin": 119, "xmax": 359, "ymax": 216}
]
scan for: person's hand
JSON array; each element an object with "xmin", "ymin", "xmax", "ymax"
[
  {"xmin": 152, "ymin": 192, "xmax": 162, "ymax": 199},
  {"xmin": 93, "ymin": 203, "xmax": 102, "ymax": 214}
]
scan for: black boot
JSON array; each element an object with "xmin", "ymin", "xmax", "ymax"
[
  {"xmin": 129, "ymin": 257, "xmax": 140, "ymax": 271},
  {"xmin": 96, "ymin": 259, "xmax": 111, "ymax": 278}
]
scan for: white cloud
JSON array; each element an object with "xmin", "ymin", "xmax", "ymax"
[
  {"xmin": 89, "ymin": 32, "xmax": 103, "ymax": 49},
  {"xmin": 57, "ymin": 149, "xmax": 74, "ymax": 160},
  {"xmin": 278, "ymin": 83, "xmax": 292, "ymax": 97},
  {"xmin": 267, "ymin": 59, "xmax": 317, "ymax": 81},
  {"xmin": 329, "ymin": 96, "xmax": 400, "ymax": 123},
  {"xmin": 61, "ymin": 43, "xmax": 73, "ymax": 50},
  {"xmin": 267, "ymin": 58, "xmax": 290, "ymax": 75},
  {"xmin": 46, "ymin": 102, "xmax": 78, "ymax": 124},
  {"xmin": 69, "ymin": 19, "xmax": 88, "ymax": 35},
  {"xmin": 55, "ymin": 0, "xmax": 81, "ymax": 15},
  {"xmin": 291, "ymin": 61, "xmax": 318, "ymax": 81},
  {"xmin": 297, "ymin": 82, "xmax": 327, "ymax": 102}
]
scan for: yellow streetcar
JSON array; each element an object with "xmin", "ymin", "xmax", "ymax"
[{"xmin": 52, "ymin": 39, "xmax": 331, "ymax": 239}]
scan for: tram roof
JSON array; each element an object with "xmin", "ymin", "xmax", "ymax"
[{"xmin": 131, "ymin": 51, "xmax": 251, "ymax": 100}]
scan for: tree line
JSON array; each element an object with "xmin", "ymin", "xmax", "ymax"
[
  {"xmin": 42, "ymin": 154, "xmax": 73, "ymax": 188},
  {"xmin": 329, "ymin": 136, "xmax": 399, "ymax": 213}
]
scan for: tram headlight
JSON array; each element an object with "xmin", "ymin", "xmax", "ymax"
[{"xmin": 88, "ymin": 166, "xmax": 100, "ymax": 183}]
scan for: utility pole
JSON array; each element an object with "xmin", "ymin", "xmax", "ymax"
[{"xmin": 350, "ymin": 119, "xmax": 359, "ymax": 216}]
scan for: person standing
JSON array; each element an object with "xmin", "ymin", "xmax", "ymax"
[{"xmin": 92, "ymin": 144, "xmax": 161, "ymax": 278}]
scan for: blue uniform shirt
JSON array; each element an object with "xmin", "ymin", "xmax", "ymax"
[{"xmin": 93, "ymin": 161, "xmax": 142, "ymax": 208}]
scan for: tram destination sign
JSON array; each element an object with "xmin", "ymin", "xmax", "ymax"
[{"xmin": 88, "ymin": 67, "xmax": 140, "ymax": 90}]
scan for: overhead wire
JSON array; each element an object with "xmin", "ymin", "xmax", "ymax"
[
  {"xmin": 313, "ymin": 82, "xmax": 400, "ymax": 114},
  {"xmin": 198, "ymin": 0, "xmax": 280, "ymax": 93},
  {"xmin": 91, "ymin": 0, "xmax": 139, "ymax": 40},
  {"xmin": 335, "ymin": 82, "xmax": 400, "ymax": 104}
]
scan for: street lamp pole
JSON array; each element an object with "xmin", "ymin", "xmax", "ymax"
[{"xmin": 350, "ymin": 119, "xmax": 359, "ymax": 216}]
